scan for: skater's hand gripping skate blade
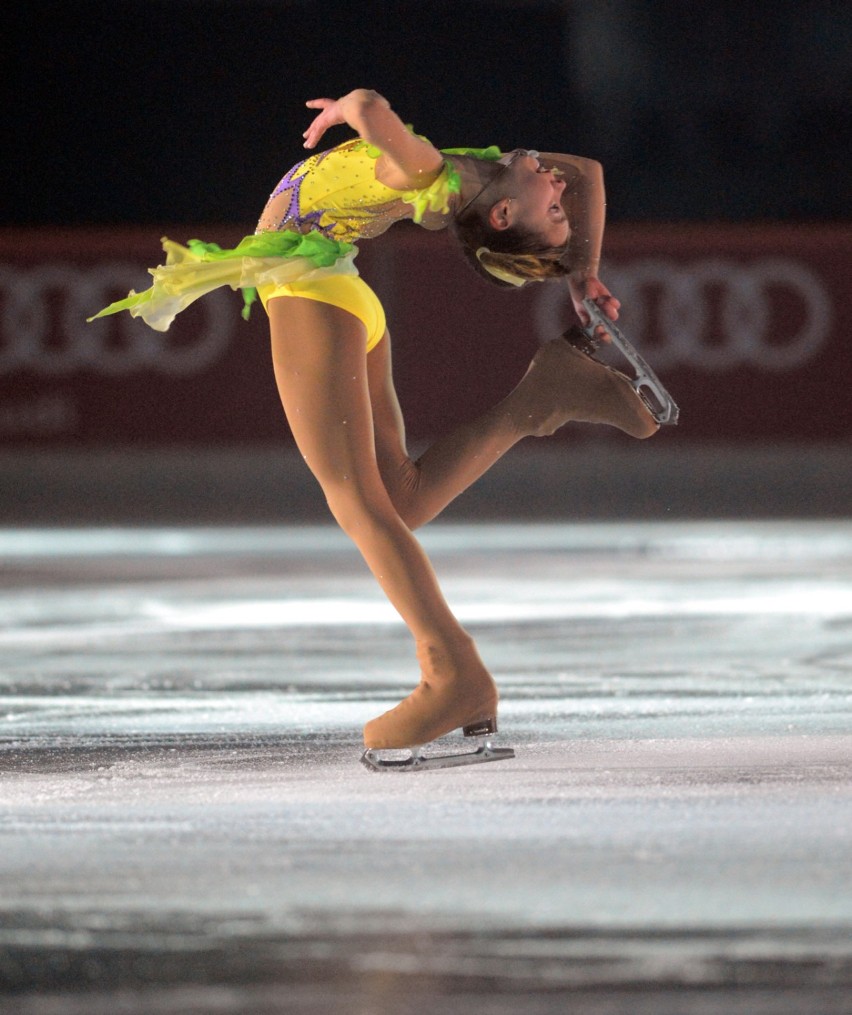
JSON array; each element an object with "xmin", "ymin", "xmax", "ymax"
[{"xmin": 581, "ymin": 298, "xmax": 680, "ymax": 426}]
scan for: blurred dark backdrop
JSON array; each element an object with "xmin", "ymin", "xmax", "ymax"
[
  {"xmin": 1, "ymin": 0, "xmax": 851, "ymax": 520},
  {"xmin": 5, "ymin": 0, "xmax": 850, "ymax": 227}
]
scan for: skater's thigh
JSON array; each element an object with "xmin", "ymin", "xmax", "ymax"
[
  {"xmin": 366, "ymin": 329, "xmax": 412, "ymax": 479},
  {"xmin": 267, "ymin": 295, "xmax": 389, "ymax": 507}
]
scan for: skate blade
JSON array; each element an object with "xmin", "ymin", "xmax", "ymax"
[
  {"xmin": 581, "ymin": 298, "xmax": 680, "ymax": 426},
  {"xmin": 361, "ymin": 740, "xmax": 515, "ymax": 773}
]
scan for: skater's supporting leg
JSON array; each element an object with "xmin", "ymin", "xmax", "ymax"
[{"xmin": 268, "ymin": 295, "xmax": 497, "ymax": 748}]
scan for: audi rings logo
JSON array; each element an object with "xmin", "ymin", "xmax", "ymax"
[
  {"xmin": 0, "ymin": 263, "xmax": 234, "ymax": 376},
  {"xmin": 535, "ymin": 257, "xmax": 832, "ymax": 371}
]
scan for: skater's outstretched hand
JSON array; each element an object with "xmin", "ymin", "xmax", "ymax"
[
  {"xmin": 569, "ymin": 275, "xmax": 620, "ymax": 341},
  {"xmin": 300, "ymin": 88, "xmax": 443, "ymax": 187},
  {"xmin": 302, "ymin": 97, "xmax": 348, "ymax": 149}
]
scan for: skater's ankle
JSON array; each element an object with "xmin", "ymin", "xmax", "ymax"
[
  {"xmin": 415, "ymin": 632, "xmax": 475, "ymax": 662},
  {"xmin": 415, "ymin": 632, "xmax": 490, "ymax": 683}
]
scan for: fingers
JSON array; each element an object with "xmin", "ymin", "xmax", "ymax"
[
  {"xmin": 580, "ymin": 293, "xmax": 620, "ymax": 342},
  {"xmin": 590, "ymin": 293, "xmax": 621, "ymax": 321},
  {"xmin": 302, "ymin": 117, "xmax": 327, "ymax": 149},
  {"xmin": 579, "ymin": 311, "xmax": 612, "ymax": 342},
  {"xmin": 303, "ymin": 99, "xmax": 336, "ymax": 148}
]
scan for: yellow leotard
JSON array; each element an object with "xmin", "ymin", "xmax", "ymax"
[
  {"xmin": 258, "ymin": 274, "xmax": 387, "ymax": 352},
  {"xmin": 255, "ymin": 139, "xmax": 455, "ymax": 350},
  {"xmin": 256, "ymin": 138, "xmax": 456, "ymax": 241}
]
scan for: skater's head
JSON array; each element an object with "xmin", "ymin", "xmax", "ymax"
[{"xmin": 451, "ymin": 150, "xmax": 572, "ymax": 289}]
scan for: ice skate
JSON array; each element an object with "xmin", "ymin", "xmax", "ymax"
[
  {"xmin": 576, "ymin": 298, "xmax": 680, "ymax": 426},
  {"xmin": 361, "ymin": 639, "xmax": 515, "ymax": 772},
  {"xmin": 519, "ymin": 338, "xmax": 659, "ymax": 439},
  {"xmin": 361, "ymin": 719, "xmax": 515, "ymax": 772}
]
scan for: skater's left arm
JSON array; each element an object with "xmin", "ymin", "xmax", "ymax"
[
  {"xmin": 302, "ymin": 89, "xmax": 444, "ymax": 189},
  {"xmin": 540, "ymin": 152, "xmax": 620, "ymax": 328}
]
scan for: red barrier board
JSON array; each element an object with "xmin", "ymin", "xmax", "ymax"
[{"xmin": 0, "ymin": 223, "xmax": 849, "ymax": 445}]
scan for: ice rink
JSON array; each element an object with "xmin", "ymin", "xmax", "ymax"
[{"xmin": 1, "ymin": 518, "xmax": 851, "ymax": 1014}]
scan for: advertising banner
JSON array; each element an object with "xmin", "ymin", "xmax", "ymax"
[{"xmin": 0, "ymin": 224, "xmax": 848, "ymax": 445}]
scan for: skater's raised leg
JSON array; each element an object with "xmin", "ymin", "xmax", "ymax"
[{"xmin": 368, "ymin": 332, "xmax": 657, "ymax": 531}]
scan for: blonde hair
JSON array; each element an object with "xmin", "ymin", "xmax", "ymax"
[{"xmin": 451, "ymin": 197, "xmax": 571, "ymax": 289}]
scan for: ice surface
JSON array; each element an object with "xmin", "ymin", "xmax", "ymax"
[{"xmin": 1, "ymin": 521, "xmax": 851, "ymax": 1013}]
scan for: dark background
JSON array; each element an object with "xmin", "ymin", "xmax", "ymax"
[
  {"xmin": 5, "ymin": 0, "xmax": 851, "ymax": 228},
  {"xmin": 2, "ymin": 0, "xmax": 850, "ymax": 521}
]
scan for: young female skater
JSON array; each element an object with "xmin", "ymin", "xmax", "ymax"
[{"xmin": 90, "ymin": 88, "xmax": 658, "ymax": 764}]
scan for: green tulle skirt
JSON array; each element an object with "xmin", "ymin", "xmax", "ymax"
[{"xmin": 87, "ymin": 231, "xmax": 357, "ymax": 332}]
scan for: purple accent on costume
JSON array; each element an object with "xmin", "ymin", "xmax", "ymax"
[
  {"xmin": 269, "ymin": 151, "xmax": 334, "ymax": 235},
  {"xmin": 270, "ymin": 161, "xmax": 304, "ymax": 218}
]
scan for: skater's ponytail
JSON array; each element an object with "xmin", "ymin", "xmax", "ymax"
[{"xmin": 451, "ymin": 209, "xmax": 572, "ymax": 288}]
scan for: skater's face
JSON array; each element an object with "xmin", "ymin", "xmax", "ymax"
[{"xmin": 489, "ymin": 151, "xmax": 570, "ymax": 248}]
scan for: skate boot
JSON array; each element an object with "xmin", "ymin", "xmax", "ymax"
[
  {"xmin": 517, "ymin": 337, "xmax": 660, "ymax": 440},
  {"xmin": 361, "ymin": 638, "xmax": 514, "ymax": 772}
]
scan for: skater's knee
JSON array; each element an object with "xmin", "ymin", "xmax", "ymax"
[
  {"xmin": 323, "ymin": 480, "xmax": 397, "ymax": 540},
  {"xmin": 382, "ymin": 459, "xmax": 430, "ymax": 530},
  {"xmin": 324, "ymin": 458, "xmax": 436, "ymax": 534},
  {"xmin": 324, "ymin": 487, "xmax": 373, "ymax": 535}
]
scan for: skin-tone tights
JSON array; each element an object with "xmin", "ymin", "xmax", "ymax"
[{"xmin": 268, "ymin": 294, "xmax": 655, "ymax": 748}]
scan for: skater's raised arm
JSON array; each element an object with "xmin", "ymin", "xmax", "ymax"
[
  {"xmin": 539, "ymin": 152, "xmax": 619, "ymax": 326},
  {"xmin": 540, "ymin": 154, "xmax": 605, "ymax": 275},
  {"xmin": 302, "ymin": 89, "xmax": 444, "ymax": 190}
]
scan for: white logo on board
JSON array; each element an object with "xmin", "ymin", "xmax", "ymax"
[
  {"xmin": 535, "ymin": 257, "xmax": 832, "ymax": 371},
  {"xmin": 0, "ymin": 263, "xmax": 234, "ymax": 376}
]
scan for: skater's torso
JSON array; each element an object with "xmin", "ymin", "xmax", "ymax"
[{"xmin": 256, "ymin": 139, "xmax": 454, "ymax": 240}]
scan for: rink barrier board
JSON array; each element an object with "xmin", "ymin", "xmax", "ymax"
[{"xmin": 0, "ymin": 223, "xmax": 848, "ymax": 444}]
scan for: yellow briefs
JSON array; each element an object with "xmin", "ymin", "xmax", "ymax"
[{"xmin": 258, "ymin": 274, "xmax": 387, "ymax": 352}]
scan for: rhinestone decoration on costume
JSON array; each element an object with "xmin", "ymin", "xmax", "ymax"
[
  {"xmin": 88, "ymin": 133, "xmax": 496, "ymax": 333},
  {"xmin": 256, "ymin": 139, "xmax": 453, "ymax": 241}
]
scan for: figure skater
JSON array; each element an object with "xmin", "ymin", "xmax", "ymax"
[{"xmin": 90, "ymin": 88, "xmax": 658, "ymax": 768}]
